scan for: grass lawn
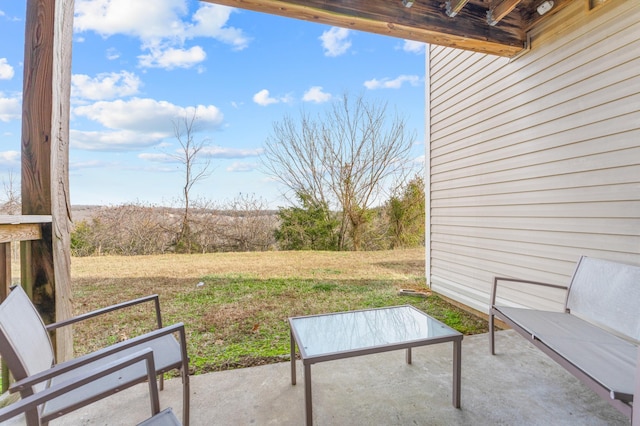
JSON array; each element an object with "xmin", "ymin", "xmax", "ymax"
[{"xmin": 71, "ymin": 248, "xmax": 488, "ymax": 375}]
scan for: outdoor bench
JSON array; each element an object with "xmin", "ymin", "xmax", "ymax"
[{"xmin": 489, "ymin": 256, "xmax": 640, "ymax": 423}]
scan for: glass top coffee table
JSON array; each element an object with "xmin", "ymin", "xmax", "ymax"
[{"xmin": 289, "ymin": 305, "xmax": 463, "ymax": 425}]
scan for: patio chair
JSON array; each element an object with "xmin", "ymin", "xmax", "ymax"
[
  {"xmin": 0, "ymin": 285, "xmax": 190, "ymax": 425},
  {"xmin": 0, "ymin": 347, "xmax": 163, "ymax": 425}
]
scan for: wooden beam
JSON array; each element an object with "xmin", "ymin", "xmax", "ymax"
[
  {"xmin": 445, "ymin": 0, "xmax": 470, "ymax": 17},
  {"xmin": 201, "ymin": 0, "xmax": 526, "ymax": 57},
  {"xmin": 0, "ymin": 223, "xmax": 43, "ymax": 244},
  {"xmin": 487, "ymin": 0, "xmax": 523, "ymax": 26},
  {"xmin": 22, "ymin": 0, "xmax": 74, "ymax": 362}
]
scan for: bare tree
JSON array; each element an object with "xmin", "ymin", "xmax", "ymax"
[
  {"xmin": 218, "ymin": 193, "xmax": 277, "ymax": 252},
  {"xmin": 84, "ymin": 203, "xmax": 177, "ymax": 256},
  {"xmin": 261, "ymin": 113, "xmax": 328, "ymax": 207},
  {"xmin": 262, "ymin": 93, "xmax": 416, "ymax": 250},
  {"xmin": 169, "ymin": 111, "xmax": 212, "ymax": 253},
  {"xmin": 0, "ymin": 171, "xmax": 21, "ymax": 214}
]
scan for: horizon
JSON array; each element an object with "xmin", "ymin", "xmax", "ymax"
[{"xmin": 0, "ymin": 1, "xmax": 426, "ymax": 210}]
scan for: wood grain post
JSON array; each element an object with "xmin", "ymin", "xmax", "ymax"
[
  {"xmin": 0, "ymin": 242, "xmax": 10, "ymax": 392},
  {"xmin": 22, "ymin": 0, "xmax": 74, "ymax": 362}
]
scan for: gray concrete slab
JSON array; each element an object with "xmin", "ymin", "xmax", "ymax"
[{"xmin": 51, "ymin": 330, "xmax": 629, "ymax": 425}]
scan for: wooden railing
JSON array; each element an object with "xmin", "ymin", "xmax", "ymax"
[{"xmin": 0, "ymin": 214, "xmax": 52, "ymax": 393}]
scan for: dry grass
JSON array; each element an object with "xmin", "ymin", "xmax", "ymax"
[
  {"xmin": 71, "ymin": 248, "xmax": 487, "ymax": 374},
  {"xmin": 71, "ymin": 249, "xmax": 427, "ymax": 282}
]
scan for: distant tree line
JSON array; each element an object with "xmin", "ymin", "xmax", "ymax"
[
  {"xmin": 2, "ymin": 93, "xmax": 425, "ymax": 256},
  {"xmin": 66, "ymin": 173, "xmax": 424, "ymax": 256},
  {"xmin": 0, "ymin": 173, "xmax": 423, "ymax": 256},
  {"xmin": 70, "ymin": 193, "xmax": 277, "ymax": 256}
]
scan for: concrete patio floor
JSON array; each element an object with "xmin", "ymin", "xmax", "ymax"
[{"xmin": 52, "ymin": 330, "xmax": 629, "ymax": 425}]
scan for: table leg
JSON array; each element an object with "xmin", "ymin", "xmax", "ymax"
[
  {"xmin": 406, "ymin": 347, "xmax": 412, "ymax": 364},
  {"xmin": 290, "ymin": 328, "xmax": 296, "ymax": 385},
  {"xmin": 304, "ymin": 363, "xmax": 313, "ymax": 426},
  {"xmin": 453, "ymin": 339, "xmax": 461, "ymax": 408}
]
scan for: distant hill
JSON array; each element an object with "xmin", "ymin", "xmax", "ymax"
[
  {"xmin": 70, "ymin": 205, "xmax": 104, "ymax": 223},
  {"xmin": 70, "ymin": 205, "xmax": 279, "ymax": 224}
]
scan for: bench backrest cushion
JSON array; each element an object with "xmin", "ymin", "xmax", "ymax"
[{"xmin": 566, "ymin": 256, "xmax": 640, "ymax": 343}]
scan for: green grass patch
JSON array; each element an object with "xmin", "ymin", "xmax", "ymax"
[
  {"xmin": 163, "ymin": 276, "xmax": 487, "ymax": 374},
  {"xmin": 71, "ymin": 250, "xmax": 488, "ymax": 375}
]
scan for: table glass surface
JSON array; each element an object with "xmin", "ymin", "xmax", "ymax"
[{"xmin": 290, "ymin": 306, "xmax": 460, "ymax": 358}]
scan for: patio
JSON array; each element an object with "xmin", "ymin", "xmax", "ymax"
[{"xmin": 51, "ymin": 330, "xmax": 629, "ymax": 425}]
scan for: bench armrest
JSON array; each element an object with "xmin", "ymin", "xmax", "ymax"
[
  {"xmin": 634, "ymin": 349, "xmax": 640, "ymax": 425},
  {"xmin": 10, "ymin": 322, "xmax": 186, "ymax": 393},
  {"xmin": 46, "ymin": 294, "xmax": 163, "ymax": 332},
  {"xmin": 0, "ymin": 348, "xmax": 161, "ymax": 423},
  {"xmin": 490, "ymin": 277, "xmax": 568, "ymax": 307}
]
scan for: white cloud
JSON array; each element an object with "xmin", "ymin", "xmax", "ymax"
[
  {"xmin": 253, "ymin": 89, "xmax": 278, "ymax": 106},
  {"xmin": 364, "ymin": 75, "xmax": 421, "ymax": 90},
  {"xmin": 70, "ymin": 129, "xmax": 166, "ymax": 151},
  {"xmin": 70, "ymin": 159, "xmax": 110, "ymax": 169},
  {"xmin": 72, "ymin": 71, "xmax": 141, "ymax": 101},
  {"xmin": 74, "ymin": 0, "xmax": 189, "ymax": 42},
  {"xmin": 226, "ymin": 162, "xmax": 257, "ymax": 172},
  {"xmin": 0, "ymin": 10, "xmax": 20, "ymax": 22},
  {"xmin": 106, "ymin": 48, "xmax": 121, "ymax": 60},
  {"xmin": 186, "ymin": 3, "xmax": 250, "ymax": 51},
  {"xmin": 69, "ymin": 129, "xmax": 167, "ymax": 151},
  {"xmin": 138, "ymin": 152, "xmax": 174, "ymax": 163},
  {"xmin": 402, "ymin": 40, "xmax": 426, "ymax": 54},
  {"xmin": 302, "ymin": 86, "xmax": 332, "ymax": 103},
  {"xmin": 320, "ymin": 27, "xmax": 351, "ymax": 57},
  {"xmin": 201, "ymin": 146, "xmax": 263, "ymax": 159},
  {"xmin": 138, "ymin": 46, "xmax": 206, "ymax": 69},
  {"xmin": 74, "ymin": 0, "xmax": 249, "ymax": 69},
  {"xmin": 0, "ymin": 58, "xmax": 14, "ymax": 80},
  {"xmin": 0, "ymin": 94, "xmax": 21, "ymax": 122},
  {"xmin": 0, "ymin": 151, "xmax": 20, "ymax": 166},
  {"xmin": 72, "ymin": 98, "xmax": 224, "ymax": 151},
  {"xmin": 138, "ymin": 146, "xmax": 261, "ymax": 167},
  {"xmin": 74, "ymin": 98, "xmax": 223, "ymax": 133}
]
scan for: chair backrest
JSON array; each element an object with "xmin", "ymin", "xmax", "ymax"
[
  {"xmin": 566, "ymin": 256, "xmax": 640, "ymax": 342},
  {"xmin": 0, "ymin": 286, "xmax": 55, "ymax": 393}
]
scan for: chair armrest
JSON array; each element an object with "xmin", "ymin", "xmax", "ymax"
[
  {"xmin": 10, "ymin": 323, "xmax": 186, "ymax": 393},
  {"xmin": 490, "ymin": 276, "xmax": 568, "ymax": 307},
  {"xmin": 0, "ymin": 348, "xmax": 161, "ymax": 423},
  {"xmin": 46, "ymin": 294, "xmax": 163, "ymax": 332}
]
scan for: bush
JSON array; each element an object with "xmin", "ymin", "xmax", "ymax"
[{"xmin": 275, "ymin": 194, "xmax": 339, "ymax": 250}]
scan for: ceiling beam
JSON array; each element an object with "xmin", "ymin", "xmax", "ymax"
[
  {"xmin": 487, "ymin": 0, "xmax": 523, "ymax": 26},
  {"xmin": 445, "ymin": 0, "xmax": 470, "ymax": 17},
  {"xmin": 201, "ymin": 0, "xmax": 526, "ymax": 57}
]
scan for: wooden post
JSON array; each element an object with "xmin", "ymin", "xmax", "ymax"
[
  {"xmin": 0, "ymin": 242, "xmax": 11, "ymax": 392},
  {"xmin": 22, "ymin": 0, "xmax": 74, "ymax": 362}
]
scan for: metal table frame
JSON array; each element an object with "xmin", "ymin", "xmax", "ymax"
[{"xmin": 289, "ymin": 305, "xmax": 463, "ymax": 425}]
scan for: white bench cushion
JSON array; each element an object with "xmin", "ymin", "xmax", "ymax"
[{"xmin": 495, "ymin": 306, "xmax": 637, "ymax": 401}]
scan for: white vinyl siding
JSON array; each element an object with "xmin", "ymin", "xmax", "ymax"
[{"xmin": 427, "ymin": 0, "xmax": 640, "ymax": 314}]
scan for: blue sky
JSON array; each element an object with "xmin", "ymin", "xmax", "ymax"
[{"xmin": 0, "ymin": 0, "xmax": 425, "ymax": 208}]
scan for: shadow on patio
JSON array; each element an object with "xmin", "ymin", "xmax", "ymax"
[{"xmin": 52, "ymin": 330, "xmax": 628, "ymax": 425}]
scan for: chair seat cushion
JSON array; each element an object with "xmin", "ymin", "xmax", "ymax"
[
  {"xmin": 137, "ymin": 407, "xmax": 182, "ymax": 426},
  {"xmin": 42, "ymin": 334, "xmax": 182, "ymax": 419}
]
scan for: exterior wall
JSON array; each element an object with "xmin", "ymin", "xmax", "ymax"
[{"xmin": 427, "ymin": 0, "xmax": 640, "ymax": 314}]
